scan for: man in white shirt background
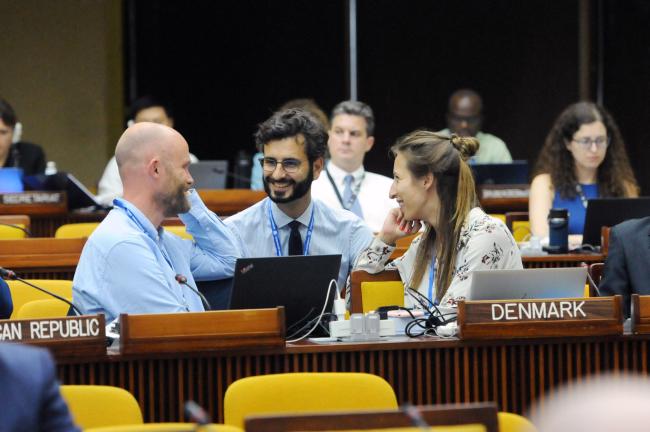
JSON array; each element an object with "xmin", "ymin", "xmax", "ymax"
[
  {"xmin": 311, "ymin": 100, "xmax": 396, "ymax": 232},
  {"xmin": 96, "ymin": 96, "xmax": 199, "ymax": 206}
]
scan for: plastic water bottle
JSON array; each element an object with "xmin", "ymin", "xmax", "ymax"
[
  {"xmin": 546, "ymin": 208, "xmax": 568, "ymax": 253},
  {"xmin": 44, "ymin": 161, "xmax": 58, "ymax": 175}
]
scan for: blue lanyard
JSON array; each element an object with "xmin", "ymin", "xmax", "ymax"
[
  {"xmin": 113, "ymin": 199, "xmax": 175, "ymax": 271},
  {"xmin": 267, "ymin": 200, "xmax": 315, "ymax": 256},
  {"xmin": 428, "ymin": 257, "xmax": 438, "ymax": 305}
]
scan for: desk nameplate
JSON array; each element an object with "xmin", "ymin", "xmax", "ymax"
[
  {"xmin": 0, "ymin": 315, "xmax": 106, "ymax": 357},
  {"xmin": 119, "ymin": 307, "xmax": 286, "ymax": 355},
  {"xmin": 0, "ymin": 191, "xmax": 67, "ymax": 215},
  {"xmin": 458, "ymin": 296, "xmax": 622, "ymax": 340}
]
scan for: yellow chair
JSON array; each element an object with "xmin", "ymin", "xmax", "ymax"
[
  {"xmin": 15, "ymin": 298, "xmax": 72, "ymax": 319},
  {"xmin": 164, "ymin": 225, "xmax": 193, "ymax": 240},
  {"xmin": 60, "ymin": 385, "xmax": 143, "ymax": 429},
  {"xmin": 361, "ymin": 281, "xmax": 405, "ymax": 313},
  {"xmin": 86, "ymin": 424, "xmax": 242, "ymax": 432},
  {"xmin": 0, "ymin": 215, "xmax": 30, "ymax": 239},
  {"xmin": 511, "ymin": 221, "xmax": 531, "ymax": 243},
  {"xmin": 55, "ymin": 222, "xmax": 100, "ymax": 238},
  {"xmin": 223, "ymin": 372, "xmax": 398, "ymax": 429},
  {"xmin": 7, "ymin": 279, "xmax": 72, "ymax": 319},
  {"xmin": 497, "ymin": 412, "xmax": 536, "ymax": 432}
]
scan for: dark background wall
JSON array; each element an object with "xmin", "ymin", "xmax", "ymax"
[{"xmin": 128, "ymin": 0, "xmax": 650, "ymax": 192}]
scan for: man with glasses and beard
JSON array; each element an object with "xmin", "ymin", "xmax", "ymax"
[
  {"xmin": 226, "ymin": 109, "xmax": 374, "ymax": 289},
  {"xmin": 73, "ymin": 122, "xmax": 238, "ymax": 323}
]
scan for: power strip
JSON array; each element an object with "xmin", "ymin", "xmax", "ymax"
[{"xmin": 329, "ymin": 319, "xmax": 396, "ymax": 338}]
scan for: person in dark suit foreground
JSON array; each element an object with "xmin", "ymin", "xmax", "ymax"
[
  {"xmin": 0, "ymin": 343, "xmax": 79, "ymax": 431},
  {"xmin": 599, "ymin": 216, "xmax": 650, "ymax": 318}
]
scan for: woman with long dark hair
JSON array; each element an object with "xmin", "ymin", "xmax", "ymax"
[
  {"xmin": 355, "ymin": 130, "xmax": 522, "ymax": 307},
  {"xmin": 529, "ymin": 102, "xmax": 638, "ymax": 241}
]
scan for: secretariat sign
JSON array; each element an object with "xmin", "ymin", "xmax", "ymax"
[
  {"xmin": 0, "ymin": 315, "xmax": 106, "ymax": 357},
  {"xmin": 457, "ymin": 296, "xmax": 623, "ymax": 340}
]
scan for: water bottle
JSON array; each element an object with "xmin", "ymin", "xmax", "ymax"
[
  {"xmin": 545, "ymin": 208, "xmax": 568, "ymax": 254},
  {"xmin": 44, "ymin": 161, "xmax": 58, "ymax": 175},
  {"xmin": 232, "ymin": 150, "xmax": 251, "ymax": 188}
]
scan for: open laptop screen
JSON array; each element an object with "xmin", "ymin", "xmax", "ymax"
[
  {"xmin": 229, "ymin": 254, "xmax": 342, "ymax": 334},
  {"xmin": 582, "ymin": 197, "xmax": 650, "ymax": 246},
  {"xmin": 468, "ymin": 267, "xmax": 587, "ymax": 301},
  {"xmin": 471, "ymin": 160, "xmax": 529, "ymax": 185}
]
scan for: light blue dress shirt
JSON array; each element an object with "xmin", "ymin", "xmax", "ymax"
[
  {"xmin": 225, "ymin": 197, "xmax": 374, "ymax": 289},
  {"xmin": 73, "ymin": 190, "xmax": 238, "ymax": 322}
]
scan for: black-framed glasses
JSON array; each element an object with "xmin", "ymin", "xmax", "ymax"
[
  {"xmin": 572, "ymin": 136, "xmax": 610, "ymax": 150},
  {"xmin": 259, "ymin": 157, "xmax": 302, "ymax": 173}
]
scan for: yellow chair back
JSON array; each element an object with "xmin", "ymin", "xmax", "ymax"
[
  {"xmin": 511, "ymin": 221, "xmax": 531, "ymax": 243},
  {"xmin": 7, "ymin": 279, "xmax": 72, "ymax": 319},
  {"xmin": 163, "ymin": 225, "xmax": 193, "ymax": 240},
  {"xmin": 60, "ymin": 385, "xmax": 143, "ymax": 429},
  {"xmin": 361, "ymin": 281, "xmax": 405, "ymax": 313},
  {"xmin": 0, "ymin": 224, "xmax": 28, "ymax": 239},
  {"xmin": 55, "ymin": 222, "xmax": 100, "ymax": 239},
  {"xmin": 86, "ymin": 423, "xmax": 243, "ymax": 432},
  {"xmin": 497, "ymin": 412, "xmax": 537, "ymax": 432},
  {"xmin": 15, "ymin": 298, "xmax": 72, "ymax": 319},
  {"xmin": 223, "ymin": 372, "xmax": 398, "ymax": 428}
]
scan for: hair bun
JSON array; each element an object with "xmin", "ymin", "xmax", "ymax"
[{"xmin": 450, "ymin": 134, "xmax": 480, "ymax": 161}]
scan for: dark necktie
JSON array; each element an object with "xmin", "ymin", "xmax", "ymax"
[{"xmin": 288, "ymin": 220, "xmax": 303, "ymax": 255}]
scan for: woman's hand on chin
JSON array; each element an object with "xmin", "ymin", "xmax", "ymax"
[{"xmin": 378, "ymin": 208, "xmax": 422, "ymax": 245}]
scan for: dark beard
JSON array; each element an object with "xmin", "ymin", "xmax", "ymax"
[
  {"xmin": 159, "ymin": 182, "xmax": 190, "ymax": 217},
  {"xmin": 263, "ymin": 165, "xmax": 313, "ymax": 204}
]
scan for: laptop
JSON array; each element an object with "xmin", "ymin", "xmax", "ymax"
[
  {"xmin": 229, "ymin": 255, "xmax": 342, "ymax": 334},
  {"xmin": 0, "ymin": 168, "xmax": 24, "ymax": 192},
  {"xmin": 22, "ymin": 172, "xmax": 108, "ymax": 210},
  {"xmin": 582, "ymin": 197, "xmax": 650, "ymax": 246},
  {"xmin": 471, "ymin": 160, "xmax": 529, "ymax": 185},
  {"xmin": 189, "ymin": 160, "xmax": 228, "ymax": 189},
  {"xmin": 468, "ymin": 267, "xmax": 587, "ymax": 301}
]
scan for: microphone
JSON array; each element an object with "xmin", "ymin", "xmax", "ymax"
[
  {"xmin": 175, "ymin": 274, "xmax": 212, "ymax": 311},
  {"xmin": 184, "ymin": 400, "xmax": 211, "ymax": 426},
  {"xmin": 0, "ymin": 267, "xmax": 83, "ymax": 316},
  {"xmin": 0, "ymin": 222, "xmax": 31, "ymax": 237},
  {"xmin": 402, "ymin": 403, "xmax": 430, "ymax": 430}
]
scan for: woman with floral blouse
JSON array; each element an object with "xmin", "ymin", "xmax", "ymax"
[{"xmin": 354, "ymin": 130, "xmax": 522, "ymax": 308}]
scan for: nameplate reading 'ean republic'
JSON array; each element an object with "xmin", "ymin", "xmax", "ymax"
[
  {"xmin": 0, "ymin": 315, "xmax": 106, "ymax": 357},
  {"xmin": 457, "ymin": 296, "xmax": 623, "ymax": 340}
]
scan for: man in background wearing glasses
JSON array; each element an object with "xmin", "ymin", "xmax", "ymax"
[
  {"xmin": 440, "ymin": 88, "xmax": 512, "ymax": 164},
  {"xmin": 225, "ymin": 109, "xmax": 374, "ymax": 289}
]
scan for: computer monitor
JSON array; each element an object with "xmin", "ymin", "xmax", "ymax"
[
  {"xmin": 189, "ymin": 160, "xmax": 228, "ymax": 189},
  {"xmin": 582, "ymin": 197, "xmax": 650, "ymax": 246},
  {"xmin": 229, "ymin": 255, "xmax": 342, "ymax": 335},
  {"xmin": 471, "ymin": 160, "xmax": 529, "ymax": 185}
]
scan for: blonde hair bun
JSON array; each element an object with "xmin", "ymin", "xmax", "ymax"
[{"xmin": 450, "ymin": 134, "xmax": 480, "ymax": 161}]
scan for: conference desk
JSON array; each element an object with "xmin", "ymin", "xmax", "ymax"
[{"xmin": 55, "ymin": 333, "xmax": 649, "ymax": 423}]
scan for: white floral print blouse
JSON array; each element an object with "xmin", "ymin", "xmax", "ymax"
[{"xmin": 354, "ymin": 207, "xmax": 523, "ymax": 307}]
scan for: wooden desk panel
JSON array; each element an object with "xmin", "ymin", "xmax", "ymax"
[
  {"xmin": 0, "ymin": 237, "xmax": 85, "ymax": 279},
  {"xmin": 56, "ymin": 335, "xmax": 650, "ymax": 424}
]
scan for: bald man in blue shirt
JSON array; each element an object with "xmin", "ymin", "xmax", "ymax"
[{"xmin": 73, "ymin": 123, "xmax": 238, "ymax": 322}]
